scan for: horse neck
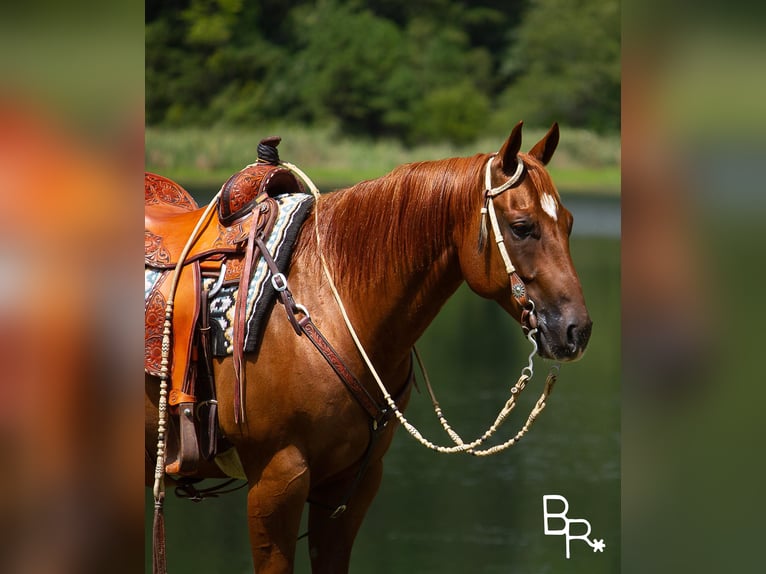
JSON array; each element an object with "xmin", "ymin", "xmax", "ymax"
[{"xmin": 308, "ymin": 155, "xmax": 487, "ymax": 362}]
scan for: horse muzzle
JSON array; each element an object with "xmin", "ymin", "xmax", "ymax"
[{"xmin": 534, "ymin": 309, "xmax": 592, "ymax": 362}]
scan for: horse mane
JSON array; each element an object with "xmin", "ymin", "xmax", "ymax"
[
  {"xmin": 293, "ymin": 151, "xmax": 558, "ymax": 293},
  {"xmin": 294, "ymin": 154, "xmax": 489, "ymax": 290}
]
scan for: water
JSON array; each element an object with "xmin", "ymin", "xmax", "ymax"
[{"xmin": 146, "ymin": 193, "xmax": 620, "ymax": 573}]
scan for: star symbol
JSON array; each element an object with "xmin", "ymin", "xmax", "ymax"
[{"xmin": 592, "ymin": 538, "xmax": 606, "ymax": 553}]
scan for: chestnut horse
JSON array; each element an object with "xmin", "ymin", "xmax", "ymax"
[{"xmin": 146, "ymin": 122, "xmax": 591, "ymax": 573}]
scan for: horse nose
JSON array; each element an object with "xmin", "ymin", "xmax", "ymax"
[{"xmin": 566, "ymin": 317, "xmax": 593, "ymax": 354}]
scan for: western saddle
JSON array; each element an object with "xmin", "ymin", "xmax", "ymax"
[{"xmin": 145, "ymin": 136, "xmax": 305, "ymax": 475}]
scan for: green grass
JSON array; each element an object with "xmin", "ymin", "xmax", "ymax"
[
  {"xmin": 548, "ymin": 166, "xmax": 621, "ymax": 194},
  {"xmin": 146, "ymin": 124, "xmax": 620, "ymax": 195}
]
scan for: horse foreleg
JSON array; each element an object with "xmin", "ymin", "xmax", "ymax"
[
  {"xmin": 245, "ymin": 447, "xmax": 310, "ymax": 574},
  {"xmin": 307, "ymin": 460, "xmax": 384, "ymax": 574}
]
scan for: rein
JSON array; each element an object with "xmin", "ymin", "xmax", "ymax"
[{"xmin": 283, "ymin": 157, "xmax": 559, "ymax": 456}]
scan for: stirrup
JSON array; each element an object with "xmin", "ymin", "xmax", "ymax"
[{"xmin": 165, "ymin": 403, "xmax": 200, "ymax": 475}]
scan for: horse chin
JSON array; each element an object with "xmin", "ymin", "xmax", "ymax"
[{"xmin": 549, "ymin": 347, "xmax": 586, "ymax": 363}]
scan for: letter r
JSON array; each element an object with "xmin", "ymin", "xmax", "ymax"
[
  {"xmin": 565, "ymin": 518, "xmax": 592, "ymax": 559},
  {"xmin": 543, "ymin": 494, "xmax": 569, "ymax": 535}
]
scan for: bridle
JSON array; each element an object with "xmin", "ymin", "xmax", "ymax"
[{"xmin": 480, "ymin": 154, "xmax": 538, "ymax": 333}]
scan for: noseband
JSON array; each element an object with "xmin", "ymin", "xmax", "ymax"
[{"xmin": 481, "ymin": 155, "xmax": 538, "ymax": 333}]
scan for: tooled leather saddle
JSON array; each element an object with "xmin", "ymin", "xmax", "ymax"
[{"xmin": 145, "ymin": 136, "xmax": 305, "ymax": 475}]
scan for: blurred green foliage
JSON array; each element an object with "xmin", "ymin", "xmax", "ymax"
[
  {"xmin": 146, "ymin": 0, "xmax": 620, "ymax": 143},
  {"xmin": 145, "ymin": 124, "xmax": 621, "ymax": 194}
]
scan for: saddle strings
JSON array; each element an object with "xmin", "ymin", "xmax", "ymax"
[
  {"xmin": 153, "ymin": 190, "xmax": 222, "ymax": 503},
  {"xmin": 282, "ymin": 159, "xmax": 559, "ymax": 455}
]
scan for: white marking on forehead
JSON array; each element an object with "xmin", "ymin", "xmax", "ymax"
[{"xmin": 540, "ymin": 193, "xmax": 558, "ymax": 221}]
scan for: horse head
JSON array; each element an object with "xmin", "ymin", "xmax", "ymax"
[{"xmin": 459, "ymin": 122, "xmax": 592, "ymax": 361}]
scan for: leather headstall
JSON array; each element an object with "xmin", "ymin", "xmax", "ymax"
[{"xmin": 482, "ymin": 155, "xmax": 538, "ymax": 334}]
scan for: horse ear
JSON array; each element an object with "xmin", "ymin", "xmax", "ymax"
[
  {"xmin": 528, "ymin": 122, "xmax": 559, "ymax": 165},
  {"xmin": 497, "ymin": 121, "xmax": 524, "ymax": 176}
]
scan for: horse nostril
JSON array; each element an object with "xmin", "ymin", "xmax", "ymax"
[{"xmin": 567, "ymin": 319, "xmax": 593, "ymax": 351}]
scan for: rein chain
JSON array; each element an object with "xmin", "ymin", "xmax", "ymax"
[{"xmin": 283, "ymin": 157, "xmax": 560, "ymax": 456}]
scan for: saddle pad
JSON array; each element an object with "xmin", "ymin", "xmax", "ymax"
[
  {"xmin": 144, "ymin": 192, "xmax": 315, "ymax": 361},
  {"xmin": 209, "ymin": 192, "xmax": 314, "ymax": 355}
]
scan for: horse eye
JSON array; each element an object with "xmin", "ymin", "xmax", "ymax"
[{"xmin": 510, "ymin": 221, "xmax": 533, "ymax": 239}]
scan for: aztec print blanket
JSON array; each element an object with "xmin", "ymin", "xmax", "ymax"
[{"xmin": 144, "ymin": 192, "xmax": 315, "ymax": 357}]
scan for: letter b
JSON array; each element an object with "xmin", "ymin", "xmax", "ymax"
[{"xmin": 543, "ymin": 494, "xmax": 569, "ymax": 535}]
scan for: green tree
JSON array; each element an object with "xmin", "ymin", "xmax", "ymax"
[
  {"xmin": 146, "ymin": 0, "xmax": 285, "ymax": 126},
  {"xmin": 145, "ymin": 0, "xmax": 620, "ymax": 137},
  {"xmin": 282, "ymin": 1, "xmax": 408, "ymax": 136},
  {"xmin": 410, "ymin": 81, "xmax": 491, "ymax": 144},
  {"xmin": 497, "ymin": 0, "xmax": 620, "ymax": 131},
  {"xmin": 146, "ymin": 0, "xmax": 244, "ymax": 125}
]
